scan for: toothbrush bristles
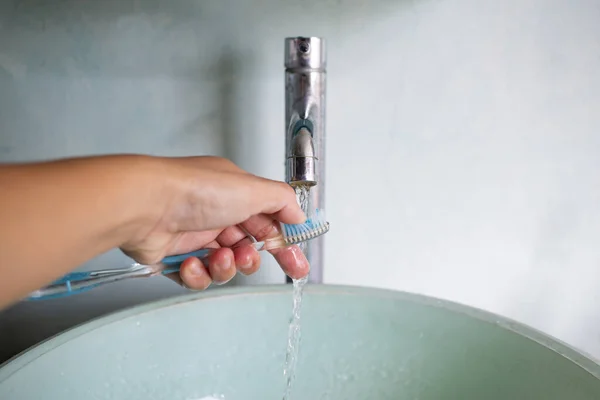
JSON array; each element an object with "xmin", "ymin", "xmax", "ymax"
[{"xmin": 280, "ymin": 209, "xmax": 330, "ymax": 245}]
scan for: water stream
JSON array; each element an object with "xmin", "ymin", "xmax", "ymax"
[
  {"xmin": 282, "ymin": 185, "xmax": 311, "ymax": 400},
  {"xmin": 282, "ymin": 276, "xmax": 308, "ymax": 400}
]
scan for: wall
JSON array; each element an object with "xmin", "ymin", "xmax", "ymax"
[{"xmin": 1, "ymin": 0, "xmax": 600, "ymax": 363}]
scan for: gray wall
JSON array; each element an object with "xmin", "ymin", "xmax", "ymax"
[{"xmin": 2, "ymin": 0, "xmax": 600, "ymax": 363}]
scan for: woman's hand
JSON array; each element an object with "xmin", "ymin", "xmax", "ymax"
[
  {"xmin": 120, "ymin": 156, "xmax": 310, "ymax": 290},
  {"xmin": 0, "ymin": 154, "xmax": 309, "ymax": 308}
]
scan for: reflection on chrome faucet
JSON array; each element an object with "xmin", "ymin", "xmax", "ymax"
[{"xmin": 284, "ymin": 37, "xmax": 326, "ymax": 284}]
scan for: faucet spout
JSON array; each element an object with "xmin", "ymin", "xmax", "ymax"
[
  {"xmin": 284, "ymin": 37, "xmax": 327, "ymax": 283},
  {"xmin": 288, "ymin": 125, "xmax": 316, "ymax": 187}
]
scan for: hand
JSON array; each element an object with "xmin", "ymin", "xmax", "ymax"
[{"xmin": 120, "ymin": 156, "xmax": 310, "ymax": 290}]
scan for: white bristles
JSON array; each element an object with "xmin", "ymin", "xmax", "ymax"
[{"xmin": 280, "ymin": 209, "xmax": 330, "ymax": 245}]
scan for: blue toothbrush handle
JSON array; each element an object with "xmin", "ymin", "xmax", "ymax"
[
  {"xmin": 159, "ymin": 249, "xmax": 212, "ymax": 274},
  {"xmin": 28, "ymin": 279, "xmax": 103, "ymax": 300},
  {"xmin": 51, "ymin": 249, "xmax": 213, "ymax": 283},
  {"xmin": 28, "ymin": 249, "xmax": 214, "ymax": 300},
  {"xmin": 50, "ymin": 271, "xmax": 103, "ymax": 285}
]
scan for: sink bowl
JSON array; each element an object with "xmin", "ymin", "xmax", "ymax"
[{"xmin": 1, "ymin": 285, "xmax": 599, "ymax": 399}]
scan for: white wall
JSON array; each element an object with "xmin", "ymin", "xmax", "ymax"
[{"xmin": 1, "ymin": 0, "xmax": 600, "ymax": 362}]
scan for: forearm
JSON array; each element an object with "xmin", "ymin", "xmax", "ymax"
[{"xmin": 0, "ymin": 155, "xmax": 162, "ymax": 307}]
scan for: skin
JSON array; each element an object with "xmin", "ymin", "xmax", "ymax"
[{"xmin": 0, "ymin": 154, "xmax": 309, "ymax": 309}]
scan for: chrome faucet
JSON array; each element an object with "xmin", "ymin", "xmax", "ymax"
[{"xmin": 284, "ymin": 37, "xmax": 326, "ymax": 284}]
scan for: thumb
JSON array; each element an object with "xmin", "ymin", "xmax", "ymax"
[{"xmin": 252, "ymin": 179, "xmax": 306, "ymax": 225}]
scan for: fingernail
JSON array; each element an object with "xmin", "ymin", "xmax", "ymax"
[
  {"xmin": 218, "ymin": 257, "xmax": 233, "ymax": 272},
  {"xmin": 181, "ymin": 282, "xmax": 202, "ymax": 292},
  {"xmin": 189, "ymin": 263, "xmax": 204, "ymax": 276},
  {"xmin": 238, "ymin": 260, "xmax": 252, "ymax": 271},
  {"xmin": 214, "ymin": 275, "xmax": 234, "ymax": 286}
]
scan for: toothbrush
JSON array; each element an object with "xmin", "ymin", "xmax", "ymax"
[{"xmin": 27, "ymin": 210, "xmax": 329, "ymax": 301}]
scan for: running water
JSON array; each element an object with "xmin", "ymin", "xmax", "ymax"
[
  {"xmin": 282, "ymin": 185, "xmax": 311, "ymax": 400},
  {"xmin": 282, "ymin": 275, "xmax": 308, "ymax": 400}
]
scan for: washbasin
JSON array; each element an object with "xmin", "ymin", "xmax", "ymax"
[{"xmin": 1, "ymin": 285, "xmax": 599, "ymax": 399}]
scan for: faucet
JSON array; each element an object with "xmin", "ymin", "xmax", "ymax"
[{"xmin": 284, "ymin": 37, "xmax": 327, "ymax": 284}]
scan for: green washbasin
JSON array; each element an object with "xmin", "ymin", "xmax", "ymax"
[{"xmin": 1, "ymin": 285, "xmax": 599, "ymax": 399}]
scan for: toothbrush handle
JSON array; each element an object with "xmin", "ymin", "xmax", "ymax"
[
  {"xmin": 28, "ymin": 243, "xmax": 274, "ymax": 301},
  {"xmin": 27, "ymin": 266, "xmax": 153, "ymax": 300},
  {"xmin": 27, "ymin": 249, "xmax": 214, "ymax": 301},
  {"xmin": 159, "ymin": 248, "xmax": 212, "ymax": 273}
]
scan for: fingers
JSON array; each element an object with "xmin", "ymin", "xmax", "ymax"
[
  {"xmin": 170, "ymin": 215, "xmax": 308, "ymax": 290},
  {"xmin": 167, "ymin": 235, "xmax": 237, "ymax": 289},
  {"xmin": 240, "ymin": 214, "xmax": 310, "ymax": 279},
  {"xmin": 199, "ymin": 158, "xmax": 305, "ymax": 226},
  {"xmin": 232, "ymin": 244, "xmax": 261, "ymax": 275},
  {"xmin": 270, "ymin": 244, "xmax": 310, "ymax": 280},
  {"xmin": 216, "ymin": 225, "xmax": 261, "ymax": 275},
  {"xmin": 170, "ymin": 247, "xmax": 237, "ymax": 289},
  {"xmin": 170, "ymin": 156, "xmax": 305, "ymax": 233},
  {"xmin": 205, "ymin": 247, "xmax": 237, "ymax": 284},
  {"xmin": 252, "ymin": 179, "xmax": 306, "ymax": 225},
  {"xmin": 172, "ymin": 257, "xmax": 212, "ymax": 290}
]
